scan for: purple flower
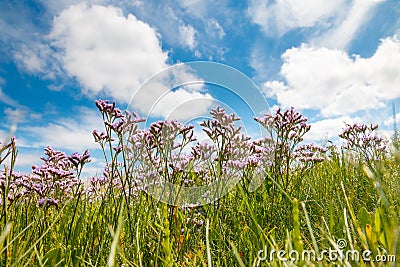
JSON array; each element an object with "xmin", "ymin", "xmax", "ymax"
[
  {"xmin": 38, "ymin": 197, "xmax": 59, "ymax": 208},
  {"xmin": 93, "ymin": 130, "xmax": 109, "ymax": 142},
  {"xmin": 68, "ymin": 150, "xmax": 91, "ymax": 168},
  {"xmin": 339, "ymin": 122, "xmax": 388, "ymax": 161}
]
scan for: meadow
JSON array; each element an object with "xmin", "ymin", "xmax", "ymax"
[{"xmin": 0, "ymin": 100, "xmax": 399, "ymax": 266}]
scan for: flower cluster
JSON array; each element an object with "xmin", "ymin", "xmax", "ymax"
[
  {"xmin": 132, "ymin": 120, "xmax": 197, "ymax": 188},
  {"xmin": 90, "ymin": 103, "xmax": 331, "ymax": 202},
  {"xmin": 254, "ymin": 107, "xmax": 311, "ymax": 144},
  {"xmin": 24, "ymin": 147, "xmax": 89, "ymax": 207},
  {"xmin": 2, "ymin": 100, "xmax": 390, "ymax": 209},
  {"xmin": 200, "ymin": 106, "xmax": 242, "ymax": 164},
  {"xmin": 0, "ymin": 170, "xmax": 28, "ymax": 205},
  {"xmin": 198, "ymin": 107, "xmax": 256, "ymax": 174},
  {"xmin": 254, "ymin": 107, "xmax": 326, "ymax": 191},
  {"xmin": 95, "ymin": 99, "xmax": 124, "ymax": 119},
  {"xmin": 339, "ymin": 123, "xmax": 387, "ymax": 161},
  {"xmin": 95, "ymin": 99, "xmax": 145, "ymax": 136},
  {"xmin": 84, "ymin": 169, "xmax": 124, "ymax": 202},
  {"xmin": 0, "ymin": 138, "xmax": 90, "ymax": 208},
  {"xmin": 92, "ymin": 99, "xmax": 146, "ymax": 203},
  {"xmin": 293, "ymin": 143, "xmax": 328, "ymax": 163}
]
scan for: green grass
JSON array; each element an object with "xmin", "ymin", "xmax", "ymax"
[{"xmin": 0, "ymin": 148, "xmax": 399, "ymax": 266}]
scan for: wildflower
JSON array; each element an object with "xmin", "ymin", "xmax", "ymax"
[
  {"xmin": 293, "ymin": 143, "xmax": 328, "ymax": 163},
  {"xmin": 339, "ymin": 123, "xmax": 388, "ymax": 161},
  {"xmin": 38, "ymin": 197, "xmax": 59, "ymax": 208},
  {"xmin": 254, "ymin": 107, "xmax": 324, "ymax": 191},
  {"xmin": 92, "ymin": 130, "xmax": 109, "ymax": 143},
  {"xmin": 68, "ymin": 150, "xmax": 91, "ymax": 168}
]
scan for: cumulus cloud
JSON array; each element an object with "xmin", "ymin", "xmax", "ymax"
[
  {"xmin": 247, "ymin": 0, "xmax": 345, "ymax": 36},
  {"xmin": 49, "ymin": 4, "xmax": 168, "ymax": 102},
  {"xmin": 304, "ymin": 116, "xmax": 361, "ymax": 142},
  {"xmin": 263, "ymin": 36, "xmax": 400, "ymax": 117},
  {"xmin": 48, "ymin": 3, "xmax": 213, "ymax": 120},
  {"xmin": 13, "ymin": 43, "xmax": 64, "ymax": 82},
  {"xmin": 129, "ymin": 63, "xmax": 214, "ymax": 119},
  {"xmin": 151, "ymin": 89, "xmax": 213, "ymax": 121}
]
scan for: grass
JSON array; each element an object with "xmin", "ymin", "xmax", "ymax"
[
  {"xmin": 0, "ymin": 146, "xmax": 398, "ymax": 266},
  {"xmin": 0, "ymin": 104, "xmax": 399, "ymax": 266}
]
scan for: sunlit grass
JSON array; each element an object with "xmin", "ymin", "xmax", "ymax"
[{"xmin": 0, "ymin": 102, "xmax": 398, "ymax": 266}]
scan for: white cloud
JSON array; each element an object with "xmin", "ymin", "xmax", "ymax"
[
  {"xmin": 12, "ymin": 42, "xmax": 62, "ymax": 81},
  {"xmin": 21, "ymin": 107, "xmax": 103, "ymax": 150},
  {"xmin": 247, "ymin": 0, "xmax": 386, "ymax": 49},
  {"xmin": 179, "ymin": 24, "xmax": 197, "ymax": 50},
  {"xmin": 249, "ymin": 45, "xmax": 273, "ymax": 82},
  {"xmin": 3, "ymin": 108, "xmax": 25, "ymax": 123},
  {"xmin": 178, "ymin": 0, "xmax": 209, "ymax": 18},
  {"xmin": 49, "ymin": 3, "xmax": 168, "ymax": 103},
  {"xmin": 152, "ymin": 89, "xmax": 214, "ymax": 121},
  {"xmin": 263, "ymin": 36, "xmax": 400, "ymax": 117},
  {"xmin": 0, "ymin": 87, "xmax": 25, "ymax": 109},
  {"xmin": 48, "ymin": 4, "xmax": 213, "ymax": 120},
  {"xmin": 305, "ymin": 116, "xmax": 361, "ymax": 142},
  {"xmin": 206, "ymin": 19, "xmax": 225, "ymax": 39},
  {"xmin": 129, "ymin": 63, "xmax": 214, "ymax": 119},
  {"xmin": 316, "ymin": 0, "xmax": 385, "ymax": 49},
  {"xmin": 14, "ymin": 44, "xmax": 50, "ymax": 74},
  {"xmin": 247, "ymin": 0, "xmax": 345, "ymax": 36},
  {"xmin": 384, "ymin": 112, "xmax": 400, "ymax": 126},
  {"xmin": 14, "ymin": 151, "xmax": 43, "ymax": 168}
]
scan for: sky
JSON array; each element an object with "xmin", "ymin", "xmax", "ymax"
[{"xmin": 0, "ymin": 0, "xmax": 399, "ymax": 176}]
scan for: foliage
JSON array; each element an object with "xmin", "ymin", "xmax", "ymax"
[{"xmin": 0, "ymin": 101, "xmax": 398, "ymax": 266}]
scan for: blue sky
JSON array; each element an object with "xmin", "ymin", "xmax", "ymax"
[{"xmin": 0, "ymin": 0, "xmax": 399, "ymax": 176}]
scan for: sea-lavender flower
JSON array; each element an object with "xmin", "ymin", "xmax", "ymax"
[
  {"xmin": 254, "ymin": 107, "xmax": 321, "ymax": 191},
  {"xmin": 293, "ymin": 143, "xmax": 328, "ymax": 163},
  {"xmin": 38, "ymin": 197, "xmax": 59, "ymax": 208},
  {"xmin": 21, "ymin": 147, "xmax": 82, "ymax": 205},
  {"xmin": 339, "ymin": 122, "xmax": 388, "ymax": 162},
  {"xmin": 68, "ymin": 150, "xmax": 91, "ymax": 168},
  {"xmin": 92, "ymin": 130, "xmax": 110, "ymax": 143}
]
